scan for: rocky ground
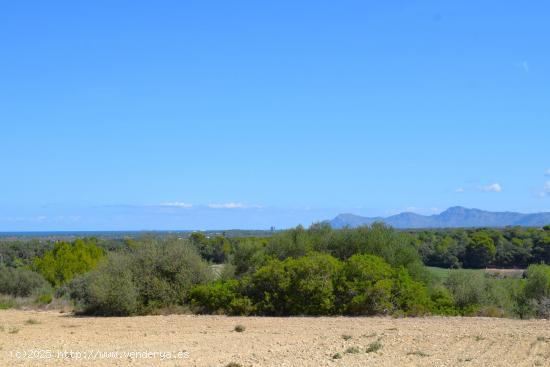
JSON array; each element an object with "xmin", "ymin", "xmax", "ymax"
[{"xmin": 1, "ymin": 310, "xmax": 549, "ymax": 366}]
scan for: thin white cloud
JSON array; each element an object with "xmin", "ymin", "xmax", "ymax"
[
  {"xmin": 515, "ymin": 61, "xmax": 529, "ymax": 73},
  {"xmin": 546, "ymin": 168, "xmax": 550, "ymax": 177},
  {"xmin": 536, "ymin": 181, "xmax": 550, "ymax": 198},
  {"xmin": 160, "ymin": 202, "xmax": 193, "ymax": 208},
  {"xmin": 481, "ymin": 183, "xmax": 502, "ymax": 193},
  {"xmin": 208, "ymin": 202, "xmax": 247, "ymax": 209},
  {"xmin": 207, "ymin": 202, "xmax": 263, "ymax": 209},
  {"xmin": 522, "ymin": 61, "xmax": 529, "ymax": 73},
  {"xmin": 455, "ymin": 187, "xmax": 465, "ymax": 193}
]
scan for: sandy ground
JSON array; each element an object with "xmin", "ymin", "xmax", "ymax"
[{"xmin": 1, "ymin": 310, "xmax": 550, "ymax": 366}]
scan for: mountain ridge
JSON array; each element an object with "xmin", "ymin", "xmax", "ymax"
[{"xmin": 328, "ymin": 206, "xmax": 550, "ymax": 229}]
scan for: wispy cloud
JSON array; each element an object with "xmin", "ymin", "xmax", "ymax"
[
  {"xmin": 207, "ymin": 202, "xmax": 262, "ymax": 209},
  {"xmin": 521, "ymin": 61, "xmax": 529, "ymax": 73},
  {"xmin": 540, "ymin": 181, "xmax": 550, "ymax": 197},
  {"xmin": 160, "ymin": 202, "xmax": 193, "ymax": 208},
  {"xmin": 546, "ymin": 168, "xmax": 550, "ymax": 177},
  {"xmin": 481, "ymin": 183, "xmax": 502, "ymax": 193},
  {"xmin": 455, "ymin": 187, "xmax": 465, "ymax": 193},
  {"xmin": 515, "ymin": 60, "xmax": 529, "ymax": 73}
]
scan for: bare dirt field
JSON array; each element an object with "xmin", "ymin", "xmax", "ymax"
[{"xmin": 1, "ymin": 310, "xmax": 550, "ymax": 367}]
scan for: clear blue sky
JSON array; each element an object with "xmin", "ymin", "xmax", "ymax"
[{"xmin": 1, "ymin": 1, "xmax": 549, "ymax": 230}]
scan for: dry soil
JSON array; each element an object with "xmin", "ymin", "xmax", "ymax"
[{"xmin": 1, "ymin": 310, "xmax": 550, "ymax": 366}]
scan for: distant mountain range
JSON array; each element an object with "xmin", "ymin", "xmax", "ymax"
[{"xmin": 328, "ymin": 207, "xmax": 550, "ymax": 229}]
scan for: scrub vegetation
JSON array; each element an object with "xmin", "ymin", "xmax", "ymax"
[{"xmin": 1, "ymin": 223, "xmax": 550, "ymax": 317}]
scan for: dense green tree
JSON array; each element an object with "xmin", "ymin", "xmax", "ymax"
[
  {"xmin": 33, "ymin": 239, "xmax": 104, "ymax": 286},
  {"xmin": 463, "ymin": 232, "xmax": 496, "ymax": 268}
]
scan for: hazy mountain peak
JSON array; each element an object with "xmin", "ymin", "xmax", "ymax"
[{"xmin": 329, "ymin": 207, "xmax": 550, "ymax": 229}]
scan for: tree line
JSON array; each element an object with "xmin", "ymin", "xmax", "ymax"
[{"xmin": 1, "ymin": 223, "xmax": 550, "ymax": 318}]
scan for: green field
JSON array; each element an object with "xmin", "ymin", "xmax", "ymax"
[{"xmin": 427, "ymin": 266, "xmax": 524, "ymax": 284}]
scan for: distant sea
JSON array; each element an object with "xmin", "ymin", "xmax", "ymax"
[{"xmin": 0, "ymin": 230, "xmax": 191, "ymax": 239}]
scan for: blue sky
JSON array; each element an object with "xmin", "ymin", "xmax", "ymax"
[{"xmin": 1, "ymin": 1, "xmax": 549, "ymax": 230}]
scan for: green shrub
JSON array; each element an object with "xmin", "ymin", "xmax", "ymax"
[
  {"xmin": 246, "ymin": 253, "xmax": 340, "ymax": 315},
  {"xmin": 133, "ymin": 240, "xmax": 211, "ymax": 310},
  {"xmin": 337, "ymin": 254, "xmax": 429, "ymax": 315},
  {"xmin": 392, "ymin": 267, "xmax": 431, "ymax": 315},
  {"xmin": 0, "ymin": 266, "xmax": 51, "ymax": 297},
  {"xmin": 366, "ymin": 339, "xmax": 383, "ymax": 353},
  {"xmin": 190, "ymin": 280, "xmax": 240, "ymax": 314},
  {"xmin": 190, "ymin": 233, "xmax": 231, "ymax": 263},
  {"xmin": 234, "ymin": 324, "xmax": 246, "ymax": 332},
  {"xmin": 345, "ymin": 346, "xmax": 361, "ymax": 354},
  {"xmin": 191, "ymin": 253, "xmax": 431, "ymax": 317},
  {"xmin": 77, "ymin": 253, "xmax": 138, "ymax": 316},
  {"xmin": 444, "ymin": 270, "xmax": 486, "ymax": 313},
  {"xmin": 338, "ymin": 254, "xmax": 394, "ymax": 315},
  {"xmin": 524, "ymin": 264, "xmax": 550, "ymax": 301},
  {"xmin": 36, "ymin": 293, "xmax": 53, "ymax": 305},
  {"xmin": 72, "ymin": 239, "xmax": 210, "ymax": 316},
  {"xmin": 230, "ymin": 239, "xmax": 266, "ymax": 275},
  {"xmin": 516, "ymin": 264, "xmax": 550, "ymax": 318},
  {"xmin": 264, "ymin": 226, "xmax": 312, "ymax": 260},
  {"xmin": 429, "ymin": 287, "xmax": 458, "ymax": 315}
]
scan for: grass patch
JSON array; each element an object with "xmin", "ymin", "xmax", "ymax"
[
  {"xmin": 427, "ymin": 267, "xmax": 484, "ymax": 284},
  {"xmin": 0, "ymin": 299, "xmax": 17, "ymax": 310},
  {"xmin": 537, "ymin": 336, "xmax": 550, "ymax": 342},
  {"xmin": 345, "ymin": 346, "xmax": 361, "ymax": 354},
  {"xmin": 474, "ymin": 335, "xmax": 485, "ymax": 341},
  {"xmin": 332, "ymin": 353, "xmax": 342, "ymax": 359},
  {"xmin": 342, "ymin": 334, "xmax": 352, "ymax": 340},
  {"xmin": 362, "ymin": 332, "xmax": 377, "ymax": 338},
  {"xmin": 8, "ymin": 327, "xmax": 20, "ymax": 334},
  {"xmin": 366, "ymin": 339, "xmax": 382, "ymax": 353},
  {"xmin": 25, "ymin": 318, "xmax": 40, "ymax": 325},
  {"xmin": 407, "ymin": 350, "xmax": 429, "ymax": 357},
  {"xmin": 225, "ymin": 363, "xmax": 242, "ymax": 367},
  {"xmin": 234, "ymin": 324, "xmax": 246, "ymax": 333}
]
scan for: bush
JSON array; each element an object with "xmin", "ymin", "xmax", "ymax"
[
  {"xmin": 189, "ymin": 280, "xmax": 240, "ymax": 314},
  {"xmin": 132, "ymin": 240, "xmax": 210, "ymax": 311},
  {"xmin": 516, "ymin": 264, "xmax": 550, "ymax": 318},
  {"xmin": 230, "ymin": 239, "xmax": 266, "ymax": 276},
  {"xmin": 72, "ymin": 239, "xmax": 211, "ymax": 316},
  {"xmin": 78, "ymin": 254, "xmax": 139, "ymax": 316},
  {"xmin": 190, "ymin": 233, "xmax": 231, "ymax": 263},
  {"xmin": 429, "ymin": 287, "xmax": 458, "ymax": 315},
  {"xmin": 444, "ymin": 270, "xmax": 487, "ymax": 314},
  {"xmin": 523, "ymin": 264, "xmax": 550, "ymax": 301},
  {"xmin": 247, "ymin": 253, "xmax": 341, "ymax": 315},
  {"xmin": 0, "ymin": 266, "xmax": 51, "ymax": 297},
  {"xmin": 337, "ymin": 254, "xmax": 394, "ymax": 315},
  {"xmin": 264, "ymin": 226, "xmax": 312, "ymax": 260},
  {"xmin": 191, "ymin": 253, "xmax": 430, "ymax": 316},
  {"xmin": 392, "ymin": 267, "xmax": 431, "ymax": 315},
  {"xmin": 337, "ymin": 254, "xmax": 430, "ymax": 315}
]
